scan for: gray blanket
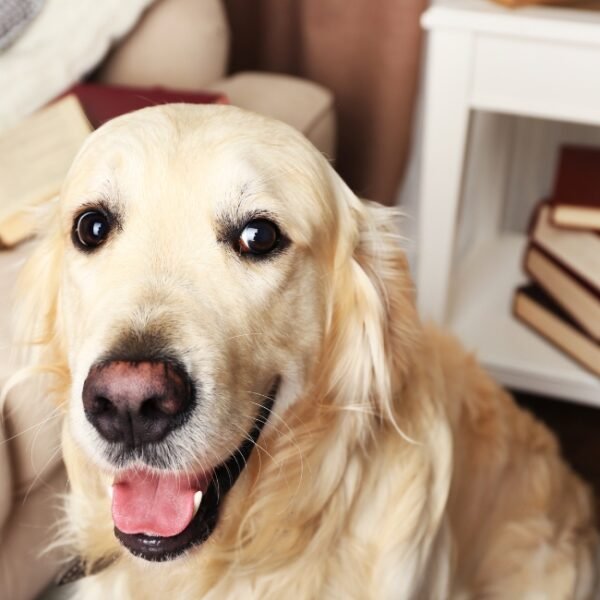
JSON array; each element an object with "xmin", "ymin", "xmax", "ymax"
[{"xmin": 0, "ymin": 0, "xmax": 44, "ymax": 50}]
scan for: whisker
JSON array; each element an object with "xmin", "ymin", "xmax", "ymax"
[
  {"xmin": 29, "ymin": 403, "xmax": 65, "ymax": 470},
  {"xmin": 22, "ymin": 443, "xmax": 63, "ymax": 505},
  {"xmin": 222, "ymin": 332, "xmax": 270, "ymax": 342},
  {"xmin": 243, "ymin": 398, "xmax": 307, "ymax": 513},
  {"xmin": 231, "ymin": 423, "xmax": 276, "ymax": 466}
]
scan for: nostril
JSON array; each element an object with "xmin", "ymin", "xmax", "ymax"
[
  {"xmin": 139, "ymin": 394, "xmax": 186, "ymax": 420},
  {"xmin": 88, "ymin": 396, "xmax": 116, "ymax": 416},
  {"xmin": 159, "ymin": 395, "xmax": 186, "ymax": 416},
  {"xmin": 140, "ymin": 396, "xmax": 167, "ymax": 420}
]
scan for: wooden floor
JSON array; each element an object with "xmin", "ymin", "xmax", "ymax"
[{"xmin": 514, "ymin": 391, "xmax": 600, "ymax": 517}]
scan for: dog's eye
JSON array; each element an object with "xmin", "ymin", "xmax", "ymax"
[
  {"xmin": 238, "ymin": 220, "xmax": 280, "ymax": 256},
  {"xmin": 73, "ymin": 210, "xmax": 111, "ymax": 250}
]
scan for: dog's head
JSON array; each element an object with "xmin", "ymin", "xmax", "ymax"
[{"xmin": 16, "ymin": 105, "xmax": 419, "ymax": 563}]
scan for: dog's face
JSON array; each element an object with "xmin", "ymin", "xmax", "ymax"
[
  {"xmin": 22, "ymin": 105, "xmax": 416, "ymax": 566},
  {"xmin": 50, "ymin": 106, "xmax": 344, "ymax": 560}
]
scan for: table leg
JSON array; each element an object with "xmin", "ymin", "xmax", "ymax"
[{"xmin": 417, "ymin": 30, "xmax": 473, "ymax": 322}]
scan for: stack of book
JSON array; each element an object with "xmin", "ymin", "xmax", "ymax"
[
  {"xmin": 0, "ymin": 84, "xmax": 227, "ymax": 247},
  {"xmin": 513, "ymin": 146, "xmax": 600, "ymax": 377}
]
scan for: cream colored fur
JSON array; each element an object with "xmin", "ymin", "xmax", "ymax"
[{"xmin": 12, "ymin": 105, "xmax": 599, "ymax": 598}]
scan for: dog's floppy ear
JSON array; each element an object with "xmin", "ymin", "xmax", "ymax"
[
  {"xmin": 322, "ymin": 173, "xmax": 421, "ymax": 431},
  {"xmin": 8, "ymin": 198, "xmax": 68, "ymax": 400}
]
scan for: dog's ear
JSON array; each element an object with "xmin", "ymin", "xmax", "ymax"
[
  {"xmin": 9, "ymin": 198, "xmax": 68, "ymax": 399},
  {"xmin": 322, "ymin": 173, "xmax": 421, "ymax": 430}
]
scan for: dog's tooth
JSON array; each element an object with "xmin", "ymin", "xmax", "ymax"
[
  {"xmin": 108, "ymin": 485, "xmax": 113, "ymax": 500},
  {"xmin": 193, "ymin": 491, "xmax": 203, "ymax": 516}
]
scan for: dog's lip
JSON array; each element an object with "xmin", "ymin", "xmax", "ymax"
[{"xmin": 113, "ymin": 379, "xmax": 279, "ymax": 562}]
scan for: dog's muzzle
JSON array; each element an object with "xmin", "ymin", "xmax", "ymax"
[{"xmin": 81, "ymin": 357, "xmax": 279, "ymax": 561}]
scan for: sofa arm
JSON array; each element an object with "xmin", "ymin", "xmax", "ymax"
[
  {"xmin": 0, "ymin": 246, "xmax": 26, "ymax": 532},
  {"xmin": 3, "ymin": 378, "xmax": 64, "ymax": 497},
  {"xmin": 0, "ymin": 244, "xmax": 67, "ymax": 599},
  {"xmin": 0, "ymin": 466, "xmax": 67, "ymax": 600},
  {"xmin": 207, "ymin": 72, "xmax": 336, "ymax": 159},
  {"xmin": 0, "ymin": 245, "xmax": 63, "ymax": 525}
]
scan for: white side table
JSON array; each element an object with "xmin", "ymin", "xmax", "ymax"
[{"xmin": 417, "ymin": 0, "xmax": 600, "ymax": 405}]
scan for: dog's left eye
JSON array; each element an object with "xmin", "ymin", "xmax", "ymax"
[
  {"xmin": 72, "ymin": 210, "xmax": 111, "ymax": 250},
  {"xmin": 238, "ymin": 219, "xmax": 280, "ymax": 256}
]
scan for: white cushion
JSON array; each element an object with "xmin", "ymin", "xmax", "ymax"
[{"xmin": 0, "ymin": 0, "xmax": 156, "ymax": 132}]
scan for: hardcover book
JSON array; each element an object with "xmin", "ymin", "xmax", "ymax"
[
  {"xmin": 550, "ymin": 145, "xmax": 600, "ymax": 231},
  {"xmin": 529, "ymin": 203, "xmax": 600, "ymax": 294},
  {"xmin": 513, "ymin": 283, "xmax": 600, "ymax": 377},
  {"xmin": 67, "ymin": 83, "xmax": 228, "ymax": 129},
  {"xmin": 524, "ymin": 245, "xmax": 600, "ymax": 342}
]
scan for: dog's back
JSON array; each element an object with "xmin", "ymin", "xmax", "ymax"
[{"xmin": 429, "ymin": 329, "xmax": 598, "ymax": 598}]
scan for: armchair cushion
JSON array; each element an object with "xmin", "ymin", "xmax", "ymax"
[{"xmin": 98, "ymin": 0, "xmax": 229, "ymax": 92}]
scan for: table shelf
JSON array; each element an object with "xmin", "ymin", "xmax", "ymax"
[
  {"xmin": 447, "ymin": 234, "xmax": 600, "ymax": 406},
  {"xmin": 418, "ymin": 0, "xmax": 600, "ymax": 405}
]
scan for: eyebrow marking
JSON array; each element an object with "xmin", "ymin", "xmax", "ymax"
[
  {"xmin": 71, "ymin": 197, "xmax": 122, "ymax": 229},
  {"xmin": 69, "ymin": 179, "xmax": 123, "ymax": 221}
]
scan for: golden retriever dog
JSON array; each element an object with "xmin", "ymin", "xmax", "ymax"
[{"xmin": 11, "ymin": 105, "xmax": 599, "ymax": 598}]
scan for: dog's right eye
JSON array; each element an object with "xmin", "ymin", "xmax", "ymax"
[
  {"xmin": 238, "ymin": 219, "xmax": 280, "ymax": 256},
  {"xmin": 73, "ymin": 210, "xmax": 111, "ymax": 250}
]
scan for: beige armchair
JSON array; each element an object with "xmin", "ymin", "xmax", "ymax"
[
  {"xmin": 98, "ymin": 0, "xmax": 336, "ymax": 159},
  {"xmin": 0, "ymin": 1, "xmax": 335, "ymax": 598}
]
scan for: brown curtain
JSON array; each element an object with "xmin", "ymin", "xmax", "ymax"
[{"xmin": 224, "ymin": 0, "xmax": 427, "ymax": 206}]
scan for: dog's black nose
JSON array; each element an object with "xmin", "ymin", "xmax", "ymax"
[{"xmin": 82, "ymin": 360, "xmax": 194, "ymax": 446}]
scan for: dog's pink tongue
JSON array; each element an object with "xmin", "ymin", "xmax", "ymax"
[{"xmin": 112, "ymin": 471, "xmax": 197, "ymax": 538}]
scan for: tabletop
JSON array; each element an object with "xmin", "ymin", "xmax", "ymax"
[{"xmin": 423, "ymin": 0, "xmax": 600, "ymax": 45}]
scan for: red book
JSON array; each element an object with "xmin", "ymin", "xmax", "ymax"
[
  {"xmin": 65, "ymin": 83, "xmax": 228, "ymax": 128},
  {"xmin": 550, "ymin": 145, "xmax": 600, "ymax": 231}
]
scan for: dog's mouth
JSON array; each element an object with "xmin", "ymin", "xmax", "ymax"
[{"xmin": 111, "ymin": 380, "xmax": 278, "ymax": 562}]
